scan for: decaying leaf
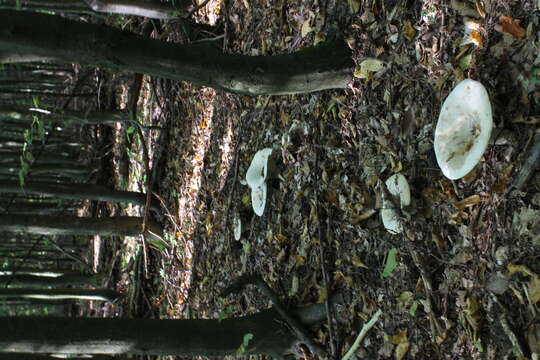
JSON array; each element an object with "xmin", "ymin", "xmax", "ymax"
[
  {"xmin": 496, "ymin": 16, "xmax": 526, "ymax": 38},
  {"xmin": 454, "ymin": 195, "xmax": 483, "ymax": 210},
  {"xmin": 528, "ymin": 276, "xmax": 540, "ymax": 304},
  {"xmin": 461, "ymin": 21, "xmax": 483, "ymax": 47},
  {"xmin": 451, "ymin": 0, "xmax": 480, "ymax": 17},
  {"xmin": 391, "ymin": 329, "xmax": 410, "ymax": 360},
  {"xmin": 512, "ymin": 114, "xmax": 540, "ymax": 124},
  {"xmin": 354, "ymin": 58, "xmax": 385, "ymax": 79},
  {"xmin": 349, "ymin": 0, "xmax": 360, "ymax": 14},
  {"xmin": 403, "ymin": 21, "xmax": 416, "ymax": 41}
]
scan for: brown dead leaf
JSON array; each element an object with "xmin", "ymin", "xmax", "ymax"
[
  {"xmin": 512, "ymin": 114, "xmax": 540, "ymax": 124},
  {"xmin": 473, "ymin": 0, "xmax": 487, "ymax": 17},
  {"xmin": 403, "ymin": 21, "xmax": 416, "ymax": 41},
  {"xmin": 391, "ymin": 329, "xmax": 410, "ymax": 360},
  {"xmin": 497, "ymin": 16, "xmax": 526, "ymax": 38},
  {"xmin": 454, "ymin": 195, "xmax": 483, "ymax": 210}
]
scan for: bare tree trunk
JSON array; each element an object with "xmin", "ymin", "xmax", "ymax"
[
  {"xmin": 0, "ymin": 301, "xmax": 329, "ymax": 355},
  {"xmin": 0, "ymin": 214, "xmax": 163, "ymax": 240},
  {"xmin": 0, "ymin": 10, "xmax": 354, "ymax": 95},
  {"xmin": 0, "ymin": 273, "xmax": 101, "ymax": 287},
  {"xmin": 0, "ymin": 180, "xmax": 158, "ymax": 210},
  {"xmin": 0, "ymin": 288, "xmax": 120, "ymax": 302},
  {"xmin": 83, "ymin": 0, "xmax": 189, "ymax": 19},
  {"xmin": 0, "ymin": 105, "xmax": 130, "ymax": 126}
]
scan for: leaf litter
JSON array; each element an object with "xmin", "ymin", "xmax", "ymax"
[{"xmin": 108, "ymin": 0, "xmax": 540, "ymax": 358}]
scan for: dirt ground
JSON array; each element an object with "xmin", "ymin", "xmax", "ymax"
[{"xmin": 101, "ymin": 0, "xmax": 540, "ymax": 359}]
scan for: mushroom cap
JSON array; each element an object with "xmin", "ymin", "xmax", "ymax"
[
  {"xmin": 385, "ymin": 173, "xmax": 411, "ymax": 208},
  {"xmin": 233, "ymin": 216, "xmax": 242, "ymax": 240},
  {"xmin": 246, "ymin": 148, "xmax": 273, "ymax": 188},
  {"xmin": 251, "ymin": 184, "xmax": 267, "ymax": 216},
  {"xmin": 434, "ymin": 79, "xmax": 493, "ymax": 180},
  {"xmin": 381, "ymin": 200, "xmax": 403, "ymax": 234}
]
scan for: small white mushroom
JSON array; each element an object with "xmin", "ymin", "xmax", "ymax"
[
  {"xmin": 381, "ymin": 205, "xmax": 403, "ymax": 234},
  {"xmin": 251, "ymin": 184, "xmax": 267, "ymax": 217},
  {"xmin": 246, "ymin": 148, "xmax": 273, "ymax": 188},
  {"xmin": 434, "ymin": 79, "xmax": 493, "ymax": 180},
  {"xmin": 385, "ymin": 173, "xmax": 411, "ymax": 208},
  {"xmin": 246, "ymin": 148, "xmax": 277, "ymax": 216},
  {"xmin": 233, "ymin": 216, "xmax": 242, "ymax": 240},
  {"xmin": 381, "ymin": 174, "xmax": 410, "ymax": 235}
]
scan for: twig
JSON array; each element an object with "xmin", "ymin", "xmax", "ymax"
[
  {"xmin": 406, "ymin": 242, "xmax": 444, "ymax": 340},
  {"xmin": 499, "ymin": 313, "xmax": 525, "ymax": 359},
  {"xmin": 341, "ymin": 309, "xmax": 382, "ymax": 360},
  {"xmin": 513, "ymin": 129, "xmax": 540, "ymax": 190},
  {"xmin": 223, "ymin": 274, "xmax": 324, "ymax": 355}
]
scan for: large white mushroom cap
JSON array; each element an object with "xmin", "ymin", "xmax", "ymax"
[
  {"xmin": 246, "ymin": 148, "xmax": 273, "ymax": 188},
  {"xmin": 434, "ymin": 79, "xmax": 493, "ymax": 180}
]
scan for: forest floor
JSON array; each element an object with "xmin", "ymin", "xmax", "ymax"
[{"xmin": 100, "ymin": 0, "xmax": 540, "ymax": 359}]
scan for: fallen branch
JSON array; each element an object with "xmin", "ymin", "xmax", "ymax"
[
  {"xmin": 223, "ymin": 274, "xmax": 324, "ymax": 355},
  {"xmin": 341, "ymin": 309, "xmax": 382, "ymax": 360}
]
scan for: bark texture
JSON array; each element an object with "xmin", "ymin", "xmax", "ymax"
[
  {"xmin": 0, "ymin": 273, "xmax": 101, "ymax": 287},
  {"xmin": 83, "ymin": 0, "xmax": 188, "ymax": 19},
  {"xmin": 0, "ymin": 10, "xmax": 354, "ymax": 95},
  {"xmin": 0, "ymin": 180, "xmax": 158, "ymax": 210},
  {"xmin": 0, "ymin": 288, "xmax": 119, "ymax": 302},
  {"xmin": 0, "ymin": 105, "xmax": 130, "ymax": 126},
  {"xmin": 0, "ymin": 214, "xmax": 163, "ymax": 239},
  {"xmin": 0, "ymin": 302, "xmax": 329, "ymax": 355}
]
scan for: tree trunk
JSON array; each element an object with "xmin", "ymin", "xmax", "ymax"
[
  {"xmin": 0, "ymin": 105, "xmax": 130, "ymax": 126},
  {"xmin": 0, "ymin": 214, "xmax": 163, "ymax": 240},
  {"xmin": 0, "ymin": 288, "xmax": 119, "ymax": 302},
  {"xmin": 0, "ymin": 273, "xmax": 101, "ymax": 287},
  {"xmin": 0, "ymin": 10, "xmax": 354, "ymax": 95},
  {"xmin": 0, "ymin": 180, "xmax": 158, "ymax": 210},
  {"xmin": 0, "ymin": 302, "xmax": 329, "ymax": 355},
  {"xmin": 0, "ymin": 355, "xmax": 123, "ymax": 360},
  {"xmin": 83, "ymin": 0, "xmax": 189, "ymax": 19}
]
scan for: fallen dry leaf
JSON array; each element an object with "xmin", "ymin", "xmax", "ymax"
[
  {"xmin": 403, "ymin": 20, "xmax": 416, "ymax": 41},
  {"xmin": 497, "ymin": 16, "xmax": 526, "ymax": 38}
]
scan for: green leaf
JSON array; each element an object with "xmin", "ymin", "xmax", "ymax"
[
  {"xmin": 242, "ymin": 333, "xmax": 254, "ymax": 346},
  {"xmin": 236, "ymin": 333, "xmax": 254, "ymax": 355},
  {"xmin": 147, "ymin": 238, "xmax": 169, "ymax": 250},
  {"xmin": 18, "ymin": 170, "xmax": 25, "ymax": 187},
  {"xmin": 409, "ymin": 301, "xmax": 418, "ymax": 316},
  {"xmin": 382, "ymin": 248, "xmax": 398, "ymax": 278}
]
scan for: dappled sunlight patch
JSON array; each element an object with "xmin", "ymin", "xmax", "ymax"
[
  {"xmin": 217, "ymin": 116, "xmax": 236, "ymax": 191},
  {"xmin": 170, "ymin": 87, "xmax": 216, "ymax": 312}
]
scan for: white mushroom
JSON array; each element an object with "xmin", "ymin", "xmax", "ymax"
[
  {"xmin": 385, "ymin": 173, "xmax": 411, "ymax": 208},
  {"xmin": 381, "ymin": 197, "xmax": 403, "ymax": 235},
  {"xmin": 246, "ymin": 148, "xmax": 273, "ymax": 188},
  {"xmin": 434, "ymin": 79, "xmax": 493, "ymax": 180},
  {"xmin": 246, "ymin": 148, "xmax": 277, "ymax": 216},
  {"xmin": 251, "ymin": 184, "xmax": 267, "ymax": 217},
  {"xmin": 381, "ymin": 174, "xmax": 410, "ymax": 235},
  {"xmin": 233, "ymin": 216, "xmax": 242, "ymax": 241}
]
